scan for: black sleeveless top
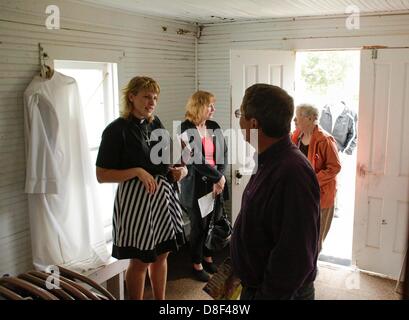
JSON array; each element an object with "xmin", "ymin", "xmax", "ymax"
[{"xmin": 96, "ymin": 115, "xmax": 170, "ymax": 176}]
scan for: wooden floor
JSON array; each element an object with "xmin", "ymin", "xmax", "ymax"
[
  {"xmin": 315, "ymin": 262, "xmax": 401, "ymax": 300},
  {"xmin": 141, "ymin": 244, "xmax": 402, "ymax": 300}
]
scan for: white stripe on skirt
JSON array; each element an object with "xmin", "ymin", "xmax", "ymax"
[{"xmin": 113, "ymin": 175, "xmax": 184, "ymax": 251}]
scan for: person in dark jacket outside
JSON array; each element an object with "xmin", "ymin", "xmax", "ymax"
[
  {"xmin": 319, "ymin": 101, "xmax": 357, "ymax": 155},
  {"xmin": 179, "ymin": 90, "xmax": 228, "ymax": 282},
  {"xmin": 226, "ymin": 84, "xmax": 320, "ymax": 300}
]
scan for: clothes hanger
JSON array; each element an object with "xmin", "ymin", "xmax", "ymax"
[
  {"xmin": 0, "ymin": 276, "xmax": 59, "ymax": 300},
  {"xmin": 1, "ymin": 268, "xmax": 113, "ymax": 300},
  {"xmin": 28, "ymin": 271, "xmax": 90, "ymax": 300},
  {"xmin": 56, "ymin": 274, "xmax": 101, "ymax": 300},
  {"xmin": 57, "ymin": 265, "xmax": 116, "ymax": 300},
  {"xmin": 39, "ymin": 44, "xmax": 54, "ymax": 80},
  {"xmin": 18, "ymin": 273, "xmax": 74, "ymax": 300},
  {"xmin": 0, "ymin": 283, "xmax": 27, "ymax": 300}
]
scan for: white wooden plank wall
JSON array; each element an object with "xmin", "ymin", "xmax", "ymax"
[
  {"xmin": 198, "ymin": 14, "xmax": 409, "ymax": 130},
  {"xmin": 197, "ymin": 13, "xmax": 409, "ymax": 221},
  {"xmin": 0, "ymin": 0, "xmax": 196, "ymax": 276}
]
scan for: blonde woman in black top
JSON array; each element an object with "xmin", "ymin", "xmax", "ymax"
[{"xmin": 96, "ymin": 76, "xmax": 187, "ymax": 300}]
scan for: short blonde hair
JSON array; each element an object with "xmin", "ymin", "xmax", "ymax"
[
  {"xmin": 185, "ymin": 90, "xmax": 215, "ymax": 125},
  {"xmin": 296, "ymin": 103, "xmax": 319, "ymax": 122},
  {"xmin": 121, "ymin": 76, "xmax": 160, "ymax": 122}
]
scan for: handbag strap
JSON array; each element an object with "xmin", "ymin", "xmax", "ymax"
[{"xmin": 209, "ymin": 194, "xmax": 224, "ymax": 227}]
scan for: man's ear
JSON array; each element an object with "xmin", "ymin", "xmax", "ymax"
[{"xmin": 250, "ymin": 118, "xmax": 259, "ymax": 129}]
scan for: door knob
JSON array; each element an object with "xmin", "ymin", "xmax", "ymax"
[
  {"xmin": 235, "ymin": 170, "xmax": 243, "ymax": 185},
  {"xmin": 235, "ymin": 170, "xmax": 243, "ymax": 179}
]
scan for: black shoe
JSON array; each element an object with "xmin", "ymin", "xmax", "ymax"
[
  {"xmin": 202, "ymin": 260, "xmax": 218, "ymax": 274},
  {"xmin": 192, "ymin": 268, "xmax": 210, "ymax": 282}
]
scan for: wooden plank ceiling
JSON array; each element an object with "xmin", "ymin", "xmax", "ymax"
[{"xmin": 80, "ymin": 0, "xmax": 409, "ymax": 23}]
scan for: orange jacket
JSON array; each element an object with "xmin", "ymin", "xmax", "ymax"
[{"xmin": 291, "ymin": 125, "xmax": 341, "ymax": 208}]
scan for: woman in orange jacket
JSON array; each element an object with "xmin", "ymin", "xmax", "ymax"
[{"xmin": 292, "ymin": 104, "xmax": 341, "ymax": 252}]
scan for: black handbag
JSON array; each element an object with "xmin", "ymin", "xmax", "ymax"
[{"xmin": 205, "ymin": 196, "xmax": 232, "ymax": 251}]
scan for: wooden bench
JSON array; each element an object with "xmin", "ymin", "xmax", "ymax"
[{"xmin": 83, "ymin": 257, "xmax": 129, "ymax": 300}]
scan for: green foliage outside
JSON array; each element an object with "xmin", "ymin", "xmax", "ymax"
[{"xmin": 301, "ymin": 52, "xmax": 352, "ymax": 95}]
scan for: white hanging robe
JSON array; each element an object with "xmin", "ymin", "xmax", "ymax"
[{"xmin": 23, "ymin": 71, "xmax": 110, "ymax": 272}]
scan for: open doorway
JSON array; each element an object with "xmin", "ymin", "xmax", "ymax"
[{"xmin": 295, "ymin": 50, "xmax": 360, "ymax": 266}]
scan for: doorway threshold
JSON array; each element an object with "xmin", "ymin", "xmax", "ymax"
[{"xmin": 319, "ymin": 254, "xmax": 351, "ymax": 267}]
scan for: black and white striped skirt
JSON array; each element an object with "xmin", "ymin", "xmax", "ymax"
[{"xmin": 111, "ymin": 175, "xmax": 185, "ymax": 262}]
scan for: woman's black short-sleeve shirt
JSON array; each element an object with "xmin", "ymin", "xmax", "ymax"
[{"xmin": 96, "ymin": 115, "xmax": 169, "ymax": 176}]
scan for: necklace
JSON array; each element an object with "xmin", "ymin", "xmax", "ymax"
[
  {"xmin": 142, "ymin": 122, "xmax": 151, "ymax": 147},
  {"xmin": 133, "ymin": 117, "xmax": 151, "ymax": 147}
]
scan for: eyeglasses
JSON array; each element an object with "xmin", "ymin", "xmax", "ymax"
[{"xmin": 234, "ymin": 109, "xmax": 244, "ymax": 119}]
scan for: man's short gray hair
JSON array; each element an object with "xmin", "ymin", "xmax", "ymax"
[{"xmin": 296, "ymin": 103, "xmax": 320, "ymax": 122}]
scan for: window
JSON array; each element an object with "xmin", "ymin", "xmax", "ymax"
[{"xmin": 54, "ymin": 60, "xmax": 119, "ymax": 242}]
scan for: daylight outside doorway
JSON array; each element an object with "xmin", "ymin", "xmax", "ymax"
[{"xmin": 295, "ymin": 50, "xmax": 360, "ymax": 266}]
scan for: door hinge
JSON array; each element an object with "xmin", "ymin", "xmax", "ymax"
[
  {"xmin": 362, "ymin": 45, "xmax": 388, "ymax": 60},
  {"xmin": 371, "ymin": 49, "xmax": 378, "ymax": 60}
]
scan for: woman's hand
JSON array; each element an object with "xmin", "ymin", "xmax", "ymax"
[
  {"xmin": 213, "ymin": 175, "xmax": 226, "ymax": 196},
  {"xmin": 169, "ymin": 166, "xmax": 188, "ymax": 182},
  {"xmin": 213, "ymin": 184, "xmax": 223, "ymax": 196},
  {"xmin": 135, "ymin": 168, "xmax": 157, "ymax": 194},
  {"xmin": 216, "ymin": 175, "xmax": 226, "ymax": 189}
]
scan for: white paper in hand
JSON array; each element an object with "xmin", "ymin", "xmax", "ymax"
[{"xmin": 198, "ymin": 192, "xmax": 215, "ymax": 218}]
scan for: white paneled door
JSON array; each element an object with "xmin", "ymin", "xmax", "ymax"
[
  {"xmin": 353, "ymin": 49, "xmax": 409, "ymax": 279},
  {"xmin": 230, "ymin": 50, "xmax": 295, "ymax": 224}
]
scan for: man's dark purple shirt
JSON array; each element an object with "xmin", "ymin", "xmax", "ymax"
[{"xmin": 230, "ymin": 135, "xmax": 320, "ymax": 299}]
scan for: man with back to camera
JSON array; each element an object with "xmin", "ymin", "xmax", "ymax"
[{"xmin": 226, "ymin": 84, "xmax": 321, "ymax": 300}]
